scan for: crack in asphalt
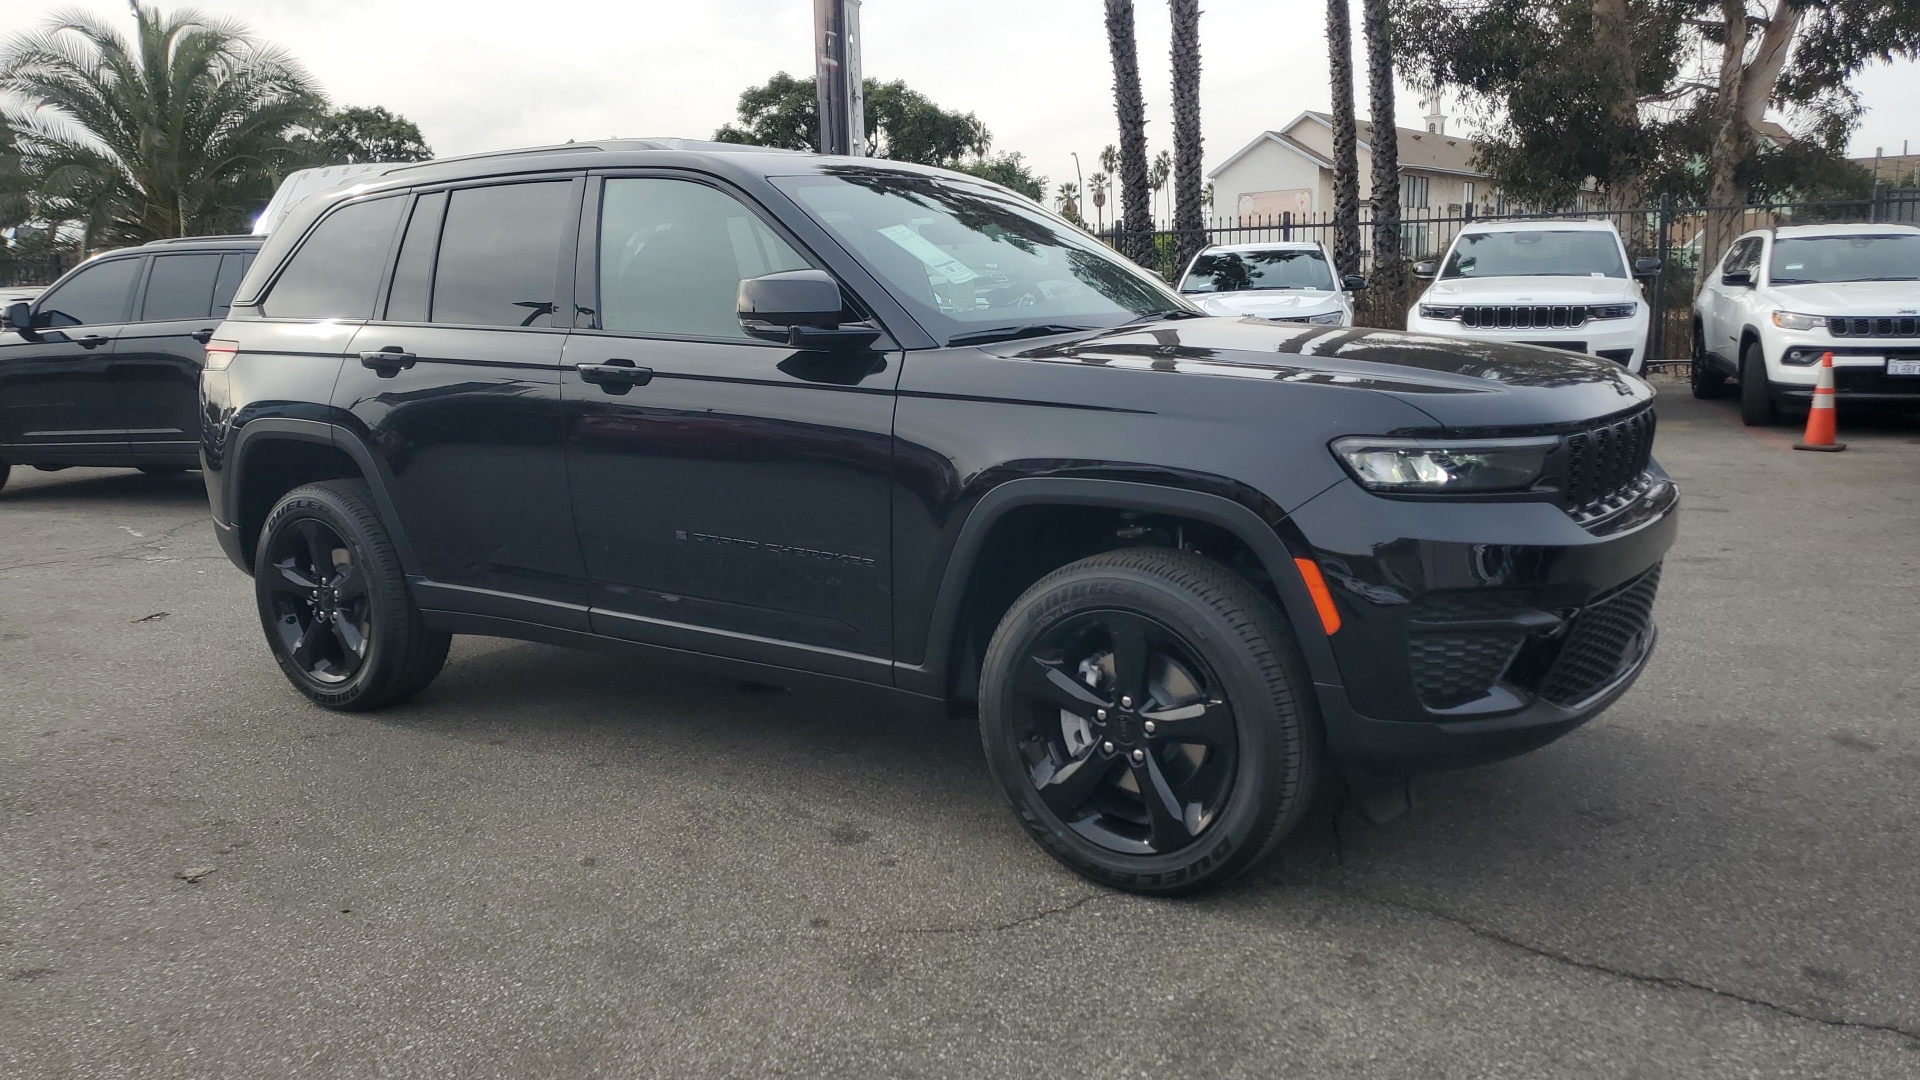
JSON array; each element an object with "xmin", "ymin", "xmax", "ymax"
[
  {"xmin": 877, "ymin": 892, "xmax": 1102, "ymax": 936},
  {"xmin": 1345, "ymin": 888, "xmax": 1920, "ymax": 1046},
  {"xmin": 0, "ymin": 516, "xmax": 209, "ymax": 574}
]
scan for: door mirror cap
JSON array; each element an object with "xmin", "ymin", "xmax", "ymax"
[
  {"xmin": 1342, "ymin": 273, "xmax": 1368, "ymax": 292},
  {"xmin": 1410, "ymin": 261, "xmax": 1438, "ymax": 279},
  {"xmin": 2, "ymin": 301, "xmax": 38, "ymax": 339},
  {"xmin": 1633, "ymin": 257, "xmax": 1663, "ymax": 277},
  {"xmin": 1721, "ymin": 269, "xmax": 1753, "ymax": 287},
  {"xmin": 738, "ymin": 269, "xmax": 879, "ymax": 352}
]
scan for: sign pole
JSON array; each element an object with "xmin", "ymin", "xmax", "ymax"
[{"xmin": 813, "ymin": 0, "xmax": 865, "ymax": 157}]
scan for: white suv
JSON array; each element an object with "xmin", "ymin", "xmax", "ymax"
[
  {"xmin": 1405, "ymin": 219, "xmax": 1659, "ymax": 372},
  {"xmin": 1693, "ymin": 223, "xmax": 1920, "ymax": 425},
  {"xmin": 1175, "ymin": 241, "xmax": 1363, "ymax": 325}
]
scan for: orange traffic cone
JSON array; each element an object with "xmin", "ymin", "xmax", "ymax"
[{"xmin": 1793, "ymin": 351, "xmax": 1846, "ymax": 452}]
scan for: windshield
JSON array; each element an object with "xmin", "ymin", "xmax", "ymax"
[
  {"xmin": 1179, "ymin": 249, "xmax": 1334, "ymax": 293},
  {"xmin": 1441, "ymin": 230, "xmax": 1626, "ymax": 279},
  {"xmin": 1769, "ymin": 234, "xmax": 1920, "ymax": 284},
  {"xmin": 773, "ymin": 168, "xmax": 1190, "ymax": 344}
]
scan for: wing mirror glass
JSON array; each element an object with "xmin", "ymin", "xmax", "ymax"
[
  {"xmin": 737, "ymin": 269, "xmax": 880, "ymax": 351},
  {"xmin": 1410, "ymin": 260, "xmax": 1438, "ymax": 279},
  {"xmin": 1721, "ymin": 269, "xmax": 1753, "ymax": 287},
  {"xmin": 1633, "ymin": 257, "xmax": 1663, "ymax": 277},
  {"xmin": 1342, "ymin": 273, "xmax": 1367, "ymax": 292}
]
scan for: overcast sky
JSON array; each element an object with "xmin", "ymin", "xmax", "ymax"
[{"xmin": 7, "ymin": 0, "xmax": 1919, "ymax": 186}]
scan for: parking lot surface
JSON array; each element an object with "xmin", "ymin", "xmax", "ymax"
[{"xmin": 4, "ymin": 381, "xmax": 1919, "ymax": 1079}]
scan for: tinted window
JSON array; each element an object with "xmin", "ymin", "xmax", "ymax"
[
  {"xmin": 1180, "ymin": 249, "xmax": 1335, "ymax": 293},
  {"xmin": 211, "ymin": 253, "xmax": 255, "ymax": 317},
  {"xmin": 1440, "ymin": 230, "xmax": 1626, "ymax": 279},
  {"xmin": 386, "ymin": 190, "xmax": 447, "ymax": 322},
  {"xmin": 1766, "ymin": 235, "xmax": 1920, "ymax": 284},
  {"xmin": 598, "ymin": 178, "xmax": 811, "ymax": 339},
  {"xmin": 37, "ymin": 257, "xmax": 141, "ymax": 327},
  {"xmin": 261, "ymin": 196, "xmax": 404, "ymax": 320},
  {"xmin": 141, "ymin": 253, "xmax": 222, "ymax": 321},
  {"xmin": 432, "ymin": 182, "xmax": 572, "ymax": 327}
]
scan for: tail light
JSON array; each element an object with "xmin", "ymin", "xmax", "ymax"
[{"xmin": 204, "ymin": 339, "xmax": 240, "ymax": 371}]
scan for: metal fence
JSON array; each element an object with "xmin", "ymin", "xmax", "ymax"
[
  {"xmin": 1108, "ymin": 185, "xmax": 1920, "ymax": 362},
  {"xmin": 0, "ymin": 251, "xmax": 81, "ymax": 289}
]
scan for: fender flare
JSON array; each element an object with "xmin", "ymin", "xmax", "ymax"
[
  {"xmin": 897, "ymin": 476, "xmax": 1342, "ymax": 697},
  {"xmin": 226, "ymin": 418, "xmax": 422, "ymax": 576}
]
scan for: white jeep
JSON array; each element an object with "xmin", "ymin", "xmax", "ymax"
[
  {"xmin": 1693, "ymin": 222, "xmax": 1920, "ymax": 425},
  {"xmin": 1405, "ymin": 219, "xmax": 1660, "ymax": 372},
  {"xmin": 1175, "ymin": 241, "xmax": 1363, "ymax": 326}
]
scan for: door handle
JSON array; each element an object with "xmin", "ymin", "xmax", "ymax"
[
  {"xmin": 77, "ymin": 334, "xmax": 109, "ymax": 350},
  {"xmin": 358, "ymin": 348, "xmax": 417, "ymax": 377},
  {"xmin": 191, "ymin": 328, "xmax": 214, "ymax": 344},
  {"xmin": 576, "ymin": 359, "xmax": 654, "ymax": 394}
]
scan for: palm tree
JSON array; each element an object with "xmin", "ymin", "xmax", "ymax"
[
  {"xmin": 1362, "ymin": 0, "xmax": 1403, "ymax": 301},
  {"xmin": 1, "ymin": 3, "xmax": 322, "ymax": 247},
  {"xmin": 1169, "ymin": 0, "xmax": 1204, "ymax": 270},
  {"xmin": 1150, "ymin": 149, "xmax": 1171, "ymax": 227},
  {"xmin": 1100, "ymin": 143, "xmax": 1119, "ymax": 179},
  {"xmin": 1103, "ymin": 0, "xmax": 1152, "ymax": 263},
  {"xmin": 1327, "ymin": 0, "xmax": 1363, "ymax": 277},
  {"xmin": 1055, "ymin": 180, "xmax": 1081, "ymax": 224},
  {"xmin": 1088, "ymin": 170, "xmax": 1109, "ymax": 233}
]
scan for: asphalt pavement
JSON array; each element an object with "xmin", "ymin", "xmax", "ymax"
[{"xmin": 4, "ymin": 378, "xmax": 1919, "ymax": 1079}]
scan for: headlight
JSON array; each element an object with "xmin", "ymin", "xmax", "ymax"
[
  {"xmin": 1307, "ymin": 311, "xmax": 1344, "ymax": 325},
  {"xmin": 1589, "ymin": 303, "xmax": 1638, "ymax": 320},
  {"xmin": 1772, "ymin": 310, "xmax": 1826, "ymax": 331},
  {"xmin": 1417, "ymin": 304, "xmax": 1462, "ymax": 321},
  {"xmin": 1331, "ymin": 436, "xmax": 1558, "ymax": 493}
]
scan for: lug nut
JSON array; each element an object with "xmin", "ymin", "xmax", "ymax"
[
  {"xmin": 1095, "ymin": 708, "xmax": 1108, "ymax": 721},
  {"xmin": 1120, "ymin": 695, "xmax": 1133, "ymax": 708},
  {"xmin": 1143, "ymin": 720, "xmax": 1157, "ymax": 735},
  {"xmin": 1101, "ymin": 741, "xmax": 1115, "ymax": 754},
  {"xmin": 1131, "ymin": 749, "xmax": 1145, "ymax": 763}
]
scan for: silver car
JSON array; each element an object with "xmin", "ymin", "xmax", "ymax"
[{"xmin": 1175, "ymin": 241, "xmax": 1365, "ymax": 326}]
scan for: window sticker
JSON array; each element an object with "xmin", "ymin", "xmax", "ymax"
[
  {"xmin": 878, "ymin": 224, "xmax": 979, "ymax": 284},
  {"xmin": 1784, "ymin": 263, "xmax": 1804, "ymax": 271}
]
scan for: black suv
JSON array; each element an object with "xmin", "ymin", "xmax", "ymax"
[
  {"xmin": 0, "ymin": 236, "xmax": 260, "ymax": 491},
  {"xmin": 201, "ymin": 141, "xmax": 1677, "ymax": 893}
]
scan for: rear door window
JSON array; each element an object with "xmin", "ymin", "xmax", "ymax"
[
  {"xmin": 140, "ymin": 254, "xmax": 223, "ymax": 321},
  {"xmin": 211, "ymin": 252, "xmax": 255, "ymax": 317},
  {"xmin": 431, "ymin": 182, "xmax": 573, "ymax": 327},
  {"xmin": 385, "ymin": 190, "xmax": 448, "ymax": 323},
  {"xmin": 261, "ymin": 196, "xmax": 405, "ymax": 320},
  {"xmin": 36, "ymin": 257, "xmax": 142, "ymax": 327}
]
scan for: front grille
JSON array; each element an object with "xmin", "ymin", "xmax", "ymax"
[
  {"xmin": 1538, "ymin": 565, "xmax": 1662, "ymax": 707},
  {"xmin": 1409, "ymin": 631, "xmax": 1526, "ymax": 709},
  {"xmin": 1461, "ymin": 305, "xmax": 1589, "ymax": 330},
  {"xmin": 1830, "ymin": 316, "xmax": 1920, "ymax": 338},
  {"xmin": 1564, "ymin": 406, "xmax": 1656, "ymax": 521}
]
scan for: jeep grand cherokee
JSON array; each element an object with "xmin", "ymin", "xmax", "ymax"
[{"xmin": 200, "ymin": 140, "xmax": 1678, "ymax": 893}]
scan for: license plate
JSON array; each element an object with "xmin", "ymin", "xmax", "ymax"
[{"xmin": 1890, "ymin": 359, "xmax": 1920, "ymax": 376}]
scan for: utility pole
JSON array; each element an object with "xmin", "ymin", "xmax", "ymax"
[{"xmin": 814, "ymin": 0, "xmax": 865, "ymax": 156}]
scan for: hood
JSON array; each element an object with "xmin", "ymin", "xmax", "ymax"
[
  {"xmin": 1001, "ymin": 316, "xmax": 1652, "ymax": 431},
  {"xmin": 1769, "ymin": 280, "xmax": 1920, "ymax": 313},
  {"xmin": 1187, "ymin": 290, "xmax": 1344, "ymax": 319},
  {"xmin": 1419, "ymin": 275, "xmax": 1641, "ymax": 304}
]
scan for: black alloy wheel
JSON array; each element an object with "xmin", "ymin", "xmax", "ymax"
[
  {"xmin": 262, "ymin": 516, "xmax": 372, "ymax": 686},
  {"xmin": 1011, "ymin": 609, "xmax": 1239, "ymax": 856},
  {"xmin": 255, "ymin": 480, "xmax": 450, "ymax": 710},
  {"xmin": 980, "ymin": 548, "xmax": 1320, "ymax": 895}
]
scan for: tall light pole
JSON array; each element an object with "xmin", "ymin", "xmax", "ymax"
[
  {"xmin": 814, "ymin": 0, "xmax": 865, "ymax": 156},
  {"xmin": 1070, "ymin": 151, "xmax": 1085, "ymax": 223}
]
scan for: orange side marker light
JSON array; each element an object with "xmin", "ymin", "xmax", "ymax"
[{"xmin": 1293, "ymin": 557, "xmax": 1342, "ymax": 635}]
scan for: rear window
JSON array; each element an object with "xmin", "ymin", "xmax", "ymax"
[
  {"xmin": 141, "ymin": 253, "xmax": 222, "ymax": 321},
  {"xmin": 430, "ymin": 182, "xmax": 573, "ymax": 327},
  {"xmin": 261, "ymin": 197, "xmax": 405, "ymax": 320}
]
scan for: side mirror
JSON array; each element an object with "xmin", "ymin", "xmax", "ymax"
[
  {"xmin": 2, "ymin": 301, "xmax": 37, "ymax": 339},
  {"xmin": 1721, "ymin": 269, "xmax": 1753, "ymax": 288},
  {"xmin": 1411, "ymin": 261, "xmax": 1438, "ymax": 279},
  {"xmin": 1342, "ymin": 274, "xmax": 1367, "ymax": 292},
  {"xmin": 1633, "ymin": 257, "xmax": 1662, "ymax": 278},
  {"xmin": 737, "ymin": 269, "xmax": 880, "ymax": 351}
]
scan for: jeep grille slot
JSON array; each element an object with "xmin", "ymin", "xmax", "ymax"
[
  {"xmin": 1460, "ymin": 305, "xmax": 1589, "ymax": 330},
  {"xmin": 1563, "ymin": 405, "xmax": 1655, "ymax": 522}
]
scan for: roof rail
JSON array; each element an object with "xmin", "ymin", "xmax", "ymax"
[{"xmin": 148, "ymin": 234, "xmax": 257, "ymax": 245}]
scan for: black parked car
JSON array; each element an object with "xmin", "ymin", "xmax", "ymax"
[
  {"xmin": 0, "ymin": 236, "xmax": 260, "ymax": 492},
  {"xmin": 200, "ymin": 141, "xmax": 1677, "ymax": 893}
]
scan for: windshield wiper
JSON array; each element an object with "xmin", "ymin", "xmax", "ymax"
[
  {"xmin": 945, "ymin": 323, "xmax": 1098, "ymax": 347},
  {"xmin": 1125, "ymin": 308, "xmax": 1208, "ymax": 324}
]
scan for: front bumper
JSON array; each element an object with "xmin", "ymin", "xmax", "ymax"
[
  {"xmin": 1405, "ymin": 314, "xmax": 1650, "ymax": 371},
  {"xmin": 1768, "ymin": 342, "xmax": 1920, "ymax": 403},
  {"xmin": 1288, "ymin": 467, "xmax": 1679, "ymax": 776}
]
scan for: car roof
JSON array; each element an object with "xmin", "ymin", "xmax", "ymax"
[
  {"xmin": 1198, "ymin": 241, "xmax": 1326, "ymax": 254},
  {"xmin": 1454, "ymin": 218, "xmax": 1622, "ymax": 234},
  {"xmin": 135, "ymin": 234, "xmax": 263, "ymax": 253},
  {"xmin": 1773, "ymin": 222, "xmax": 1920, "ymax": 238}
]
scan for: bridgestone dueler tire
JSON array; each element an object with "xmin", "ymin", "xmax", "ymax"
[
  {"xmin": 978, "ymin": 548, "xmax": 1321, "ymax": 895},
  {"xmin": 255, "ymin": 480, "xmax": 450, "ymax": 711},
  {"xmin": 1740, "ymin": 341, "xmax": 1777, "ymax": 427}
]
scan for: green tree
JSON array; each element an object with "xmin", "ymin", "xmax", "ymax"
[
  {"xmin": 1151, "ymin": 148, "xmax": 1171, "ymax": 226},
  {"xmin": 1055, "ymin": 180, "xmax": 1082, "ymax": 224},
  {"xmin": 297, "ymin": 105, "xmax": 432, "ymax": 166},
  {"xmin": 1104, "ymin": 0, "xmax": 1153, "ymax": 261},
  {"xmin": 1088, "ymin": 169, "xmax": 1110, "ymax": 231},
  {"xmin": 714, "ymin": 72, "xmax": 988, "ymax": 166},
  {"xmin": 955, "ymin": 151, "xmax": 1046, "ymax": 200},
  {"xmin": 1, "ymin": 3, "xmax": 323, "ymax": 246}
]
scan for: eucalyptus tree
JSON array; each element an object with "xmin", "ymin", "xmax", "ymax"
[{"xmin": 1, "ymin": 3, "xmax": 323, "ymax": 246}]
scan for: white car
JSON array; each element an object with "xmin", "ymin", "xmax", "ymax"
[
  {"xmin": 1175, "ymin": 241, "xmax": 1363, "ymax": 325},
  {"xmin": 1692, "ymin": 222, "xmax": 1920, "ymax": 425},
  {"xmin": 1405, "ymin": 219, "xmax": 1660, "ymax": 372}
]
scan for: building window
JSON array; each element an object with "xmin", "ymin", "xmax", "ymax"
[
  {"xmin": 1401, "ymin": 175, "xmax": 1430, "ymax": 211},
  {"xmin": 1462, "ymin": 182, "xmax": 1475, "ymax": 212}
]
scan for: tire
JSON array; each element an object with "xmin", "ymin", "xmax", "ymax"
[
  {"xmin": 1689, "ymin": 323, "xmax": 1727, "ymax": 399},
  {"xmin": 254, "ymin": 479, "xmax": 450, "ymax": 710},
  {"xmin": 978, "ymin": 548, "xmax": 1321, "ymax": 895},
  {"xmin": 0, "ymin": 459, "xmax": 10, "ymax": 495},
  {"xmin": 1740, "ymin": 339, "xmax": 1777, "ymax": 426},
  {"xmin": 138, "ymin": 464, "xmax": 188, "ymax": 476}
]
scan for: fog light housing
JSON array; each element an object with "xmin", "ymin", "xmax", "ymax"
[{"xmin": 1781, "ymin": 347, "xmax": 1824, "ymax": 366}]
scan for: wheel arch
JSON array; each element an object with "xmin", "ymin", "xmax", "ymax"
[
  {"xmin": 900, "ymin": 477, "xmax": 1341, "ymax": 704},
  {"xmin": 229, "ymin": 419, "xmax": 421, "ymax": 575}
]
